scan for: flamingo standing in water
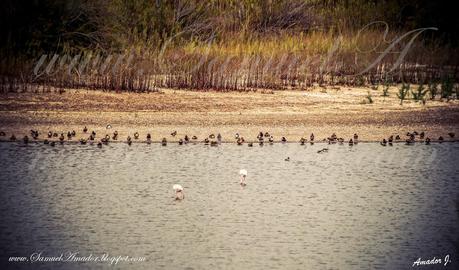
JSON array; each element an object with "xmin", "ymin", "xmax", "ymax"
[
  {"xmin": 173, "ymin": 184, "xmax": 185, "ymax": 200},
  {"xmin": 239, "ymin": 169, "xmax": 247, "ymax": 186}
]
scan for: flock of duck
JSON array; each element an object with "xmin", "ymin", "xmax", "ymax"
[{"xmin": 0, "ymin": 127, "xmax": 455, "ymax": 149}]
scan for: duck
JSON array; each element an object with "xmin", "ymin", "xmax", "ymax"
[
  {"xmin": 269, "ymin": 136, "xmax": 274, "ymax": 144},
  {"xmin": 281, "ymin": 137, "xmax": 287, "ymax": 143},
  {"xmin": 71, "ymin": 130, "xmax": 76, "ymax": 137},
  {"xmin": 300, "ymin": 138, "xmax": 306, "ymax": 145},
  {"xmin": 420, "ymin": 132, "xmax": 425, "ymax": 139},
  {"xmin": 217, "ymin": 133, "xmax": 222, "ymax": 142},
  {"xmin": 30, "ymin": 129, "xmax": 39, "ymax": 138},
  {"xmin": 237, "ymin": 137, "xmax": 244, "ymax": 145},
  {"xmin": 127, "ymin": 136, "xmax": 132, "ymax": 146},
  {"xmin": 134, "ymin": 132, "xmax": 139, "ymax": 139},
  {"xmin": 47, "ymin": 131, "xmax": 52, "ymax": 138},
  {"xmin": 0, "ymin": 131, "xmax": 5, "ymax": 136},
  {"xmin": 395, "ymin": 135, "xmax": 401, "ymax": 140},
  {"xmin": 448, "ymin": 132, "xmax": 455, "ymax": 138},
  {"xmin": 67, "ymin": 131, "xmax": 72, "ymax": 140},
  {"xmin": 106, "ymin": 124, "xmax": 112, "ymax": 129},
  {"xmin": 348, "ymin": 139, "xmax": 353, "ymax": 145},
  {"xmin": 381, "ymin": 139, "xmax": 387, "ymax": 146},
  {"xmin": 438, "ymin": 136, "xmax": 444, "ymax": 143},
  {"xmin": 101, "ymin": 136, "xmax": 109, "ymax": 144},
  {"xmin": 178, "ymin": 139, "xmax": 184, "ymax": 145},
  {"xmin": 337, "ymin": 138, "xmax": 344, "ymax": 144},
  {"xmin": 353, "ymin": 133, "xmax": 358, "ymax": 141},
  {"xmin": 209, "ymin": 134, "xmax": 215, "ymax": 139},
  {"xmin": 310, "ymin": 133, "xmax": 315, "ymax": 142},
  {"xmin": 59, "ymin": 133, "xmax": 65, "ymax": 142},
  {"xmin": 83, "ymin": 126, "xmax": 88, "ymax": 133},
  {"xmin": 50, "ymin": 141, "xmax": 56, "ymax": 147},
  {"xmin": 284, "ymin": 157, "xmax": 290, "ymax": 161},
  {"xmin": 235, "ymin": 133, "xmax": 240, "ymax": 139},
  {"xmin": 97, "ymin": 142, "xmax": 103, "ymax": 148},
  {"xmin": 79, "ymin": 138, "xmax": 87, "ymax": 145},
  {"xmin": 388, "ymin": 135, "xmax": 393, "ymax": 143},
  {"xmin": 203, "ymin": 138, "xmax": 209, "ymax": 145},
  {"xmin": 317, "ymin": 148, "xmax": 328, "ymax": 153},
  {"xmin": 425, "ymin": 137, "xmax": 431, "ymax": 145},
  {"xmin": 23, "ymin": 135, "xmax": 29, "ymax": 144},
  {"xmin": 264, "ymin": 132, "xmax": 270, "ymax": 137},
  {"xmin": 44, "ymin": 139, "xmax": 49, "ymax": 144},
  {"xmin": 171, "ymin": 131, "xmax": 177, "ymax": 137},
  {"xmin": 112, "ymin": 131, "xmax": 118, "ymax": 140},
  {"xmin": 91, "ymin": 131, "xmax": 96, "ymax": 137},
  {"xmin": 184, "ymin": 135, "xmax": 189, "ymax": 142},
  {"xmin": 257, "ymin": 132, "xmax": 263, "ymax": 139},
  {"xmin": 192, "ymin": 136, "xmax": 198, "ymax": 140},
  {"xmin": 161, "ymin": 138, "xmax": 167, "ymax": 146},
  {"xmin": 53, "ymin": 132, "xmax": 58, "ymax": 137},
  {"xmin": 247, "ymin": 142, "xmax": 253, "ymax": 147},
  {"xmin": 210, "ymin": 141, "xmax": 218, "ymax": 146},
  {"xmin": 104, "ymin": 134, "xmax": 110, "ymax": 141},
  {"xmin": 89, "ymin": 134, "xmax": 95, "ymax": 140},
  {"xmin": 146, "ymin": 133, "xmax": 152, "ymax": 141},
  {"xmin": 10, "ymin": 134, "xmax": 16, "ymax": 141},
  {"xmin": 405, "ymin": 138, "xmax": 414, "ymax": 145}
]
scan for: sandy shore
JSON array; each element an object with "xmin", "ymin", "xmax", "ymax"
[{"xmin": 0, "ymin": 86, "xmax": 458, "ymax": 143}]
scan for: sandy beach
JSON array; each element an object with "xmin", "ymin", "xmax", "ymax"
[{"xmin": 0, "ymin": 86, "xmax": 458, "ymax": 143}]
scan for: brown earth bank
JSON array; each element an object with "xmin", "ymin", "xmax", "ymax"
[{"xmin": 0, "ymin": 87, "xmax": 458, "ymax": 143}]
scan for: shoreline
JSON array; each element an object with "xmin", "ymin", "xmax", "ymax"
[{"xmin": 0, "ymin": 87, "xmax": 458, "ymax": 143}]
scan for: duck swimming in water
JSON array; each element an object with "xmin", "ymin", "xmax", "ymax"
[
  {"xmin": 44, "ymin": 139, "xmax": 49, "ymax": 144},
  {"xmin": 23, "ymin": 135, "xmax": 29, "ymax": 144},
  {"xmin": 438, "ymin": 136, "xmax": 444, "ymax": 143},
  {"xmin": 425, "ymin": 137, "xmax": 431, "ymax": 145},
  {"xmin": 97, "ymin": 142, "xmax": 103, "ymax": 148},
  {"xmin": 80, "ymin": 138, "xmax": 87, "ymax": 145},
  {"xmin": 300, "ymin": 137, "xmax": 306, "ymax": 145},
  {"xmin": 50, "ymin": 141, "xmax": 56, "ymax": 147},
  {"xmin": 10, "ymin": 134, "xmax": 16, "ymax": 141},
  {"xmin": 248, "ymin": 142, "xmax": 253, "ymax": 147},
  {"xmin": 388, "ymin": 135, "xmax": 393, "ymax": 143},
  {"xmin": 239, "ymin": 169, "xmax": 247, "ymax": 186},
  {"xmin": 161, "ymin": 138, "xmax": 167, "ymax": 146},
  {"xmin": 317, "ymin": 148, "xmax": 328, "ymax": 153},
  {"xmin": 203, "ymin": 138, "xmax": 209, "ymax": 145},
  {"xmin": 381, "ymin": 138, "xmax": 387, "ymax": 146},
  {"xmin": 349, "ymin": 139, "xmax": 354, "ymax": 145},
  {"xmin": 284, "ymin": 157, "xmax": 290, "ymax": 161},
  {"xmin": 178, "ymin": 139, "xmax": 184, "ymax": 145}
]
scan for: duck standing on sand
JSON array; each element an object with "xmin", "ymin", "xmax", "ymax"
[
  {"xmin": 0, "ymin": 131, "xmax": 5, "ymax": 136},
  {"xmin": 112, "ymin": 131, "xmax": 118, "ymax": 140},
  {"xmin": 171, "ymin": 131, "xmax": 177, "ymax": 137},
  {"xmin": 161, "ymin": 138, "xmax": 167, "ymax": 146},
  {"xmin": 353, "ymin": 133, "xmax": 358, "ymax": 142},
  {"xmin": 237, "ymin": 137, "xmax": 245, "ymax": 145},
  {"xmin": 48, "ymin": 131, "xmax": 52, "ymax": 138},
  {"xmin": 10, "ymin": 134, "xmax": 16, "ymax": 141},
  {"xmin": 59, "ymin": 133, "xmax": 65, "ymax": 142},
  {"xmin": 300, "ymin": 138, "xmax": 306, "ymax": 145},
  {"xmin": 178, "ymin": 139, "xmax": 184, "ymax": 145},
  {"xmin": 134, "ymin": 132, "xmax": 139, "ymax": 139},
  {"xmin": 23, "ymin": 135, "xmax": 29, "ymax": 144},
  {"xmin": 269, "ymin": 136, "xmax": 274, "ymax": 144},
  {"xmin": 83, "ymin": 126, "xmax": 88, "ymax": 133},
  {"xmin": 381, "ymin": 139, "xmax": 387, "ymax": 146},
  {"xmin": 438, "ymin": 136, "xmax": 444, "ymax": 143},
  {"xmin": 146, "ymin": 133, "xmax": 152, "ymax": 143},
  {"xmin": 425, "ymin": 137, "xmax": 431, "ymax": 145},
  {"xmin": 217, "ymin": 133, "xmax": 222, "ymax": 142},
  {"xmin": 127, "ymin": 136, "xmax": 132, "ymax": 145},
  {"xmin": 310, "ymin": 133, "xmax": 315, "ymax": 142},
  {"xmin": 281, "ymin": 137, "xmax": 287, "ymax": 143},
  {"xmin": 349, "ymin": 139, "xmax": 353, "ymax": 145},
  {"xmin": 184, "ymin": 135, "xmax": 189, "ymax": 143}
]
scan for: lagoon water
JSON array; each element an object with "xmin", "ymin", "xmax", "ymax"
[{"xmin": 0, "ymin": 142, "xmax": 458, "ymax": 269}]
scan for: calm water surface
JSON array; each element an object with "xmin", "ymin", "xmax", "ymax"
[{"xmin": 0, "ymin": 142, "xmax": 458, "ymax": 269}]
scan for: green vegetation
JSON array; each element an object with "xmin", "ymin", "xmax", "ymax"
[
  {"xmin": 411, "ymin": 83, "xmax": 428, "ymax": 103},
  {"xmin": 397, "ymin": 83, "xmax": 410, "ymax": 105},
  {"xmin": 0, "ymin": 0, "xmax": 458, "ymax": 92}
]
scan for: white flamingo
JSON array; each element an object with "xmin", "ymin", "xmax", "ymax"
[
  {"xmin": 239, "ymin": 169, "xmax": 247, "ymax": 186},
  {"xmin": 173, "ymin": 184, "xmax": 185, "ymax": 200}
]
